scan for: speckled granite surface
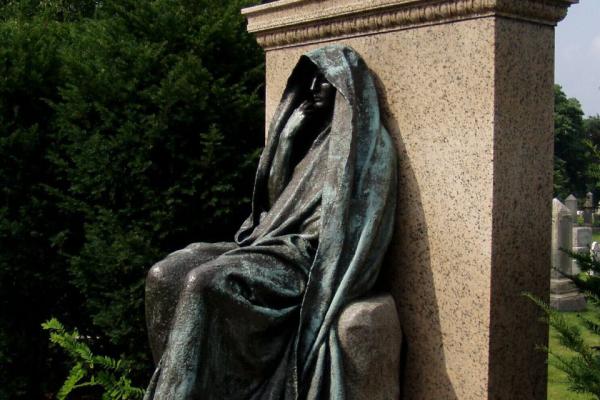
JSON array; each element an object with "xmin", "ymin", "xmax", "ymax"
[{"xmin": 243, "ymin": 1, "xmax": 576, "ymax": 399}]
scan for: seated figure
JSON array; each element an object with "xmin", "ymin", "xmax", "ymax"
[{"xmin": 144, "ymin": 45, "xmax": 397, "ymax": 400}]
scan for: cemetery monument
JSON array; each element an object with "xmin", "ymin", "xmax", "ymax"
[
  {"xmin": 243, "ymin": 0, "xmax": 577, "ymax": 399},
  {"xmin": 141, "ymin": 0, "xmax": 579, "ymax": 399},
  {"xmin": 144, "ymin": 45, "xmax": 399, "ymax": 399}
]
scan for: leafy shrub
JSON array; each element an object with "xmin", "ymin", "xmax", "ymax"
[{"xmin": 42, "ymin": 318, "xmax": 144, "ymax": 400}]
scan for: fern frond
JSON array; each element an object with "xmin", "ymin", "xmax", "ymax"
[
  {"xmin": 581, "ymin": 316, "xmax": 600, "ymax": 337},
  {"xmin": 93, "ymin": 354, "xmax": 124, "ymax": 371},
  {"xmin": 57, "ymin": 363, "xmax": 86, "ymax": 400},
  {"xmin": 525, "ymin": 294, "xmax": 594, "ymax": 363},
  {"xmin": 42, "ymin": 318, "xmax": 145, "ymax": 399}
]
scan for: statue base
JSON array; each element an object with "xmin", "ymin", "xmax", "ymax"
[
  {"xmin": 338, "ymin": 294, "xmax": 401, "ymax": 400},
  {"xmin": 550, "ymin": 278, "xmax": 586, "ymax": 312}
]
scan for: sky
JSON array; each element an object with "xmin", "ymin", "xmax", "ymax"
[{"xmin": 555, "ymin": 0, "xmax": 600, "ymax": 117}]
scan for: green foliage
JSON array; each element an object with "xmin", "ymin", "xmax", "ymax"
[
  {"xmin": 530, "ymin": 251, "xmax": 600, "ymax": 399},
  {"xmin": 42, "ymin": 318, "xmax": 145, "ymax": 399},
  {"xmin": 585, "ymin": 116, "xmax": 600, "ymax": 148},
  {"xmin": 553, "ymin": 86, "xmax": 600, "ymax": 201},
  {"xmin": 0, "ymin": 0, "xmax": 263, "ymax": 397},
  {"xmin": 554, "ymin": 85, "xmax": 588, "ymax": 198},
  {"xmin": 583, "ymin": 138, "xmax": 600, "ymax": 200}
]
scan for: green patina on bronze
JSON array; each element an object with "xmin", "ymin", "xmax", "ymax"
[{"xmin": 144, "ymin": 45, "xmax": 397, "ymax": 399}]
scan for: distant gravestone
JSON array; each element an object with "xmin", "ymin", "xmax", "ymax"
[
  {"xmin": 584, "ymin": 192, "xmax": 594, "ymax": 208},
  {"xmin": 550, "ymin": 199, "xmax": 586, "ymax": 311},
  {"xmin": 591, "ymin": 242, "xmax": 600, "ymax": 263},
  {"xmin": 551, "ymin": 199, "xmax": 573, "ymax": 277},
  {"xmin": 565, "ymin": 194, "xmax": 578, "ymax": 224},
  {"xmin": 572, "ymin": 226, "xmax": 593, "ymax": 274},
  {"xmin": 583, "ymin": 192, "xmax": 594, "ymax": 225}
]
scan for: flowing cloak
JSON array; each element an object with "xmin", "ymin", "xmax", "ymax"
[{"xmin": 145, "ymin": 45, "xmax": 397, "ymax": 400}]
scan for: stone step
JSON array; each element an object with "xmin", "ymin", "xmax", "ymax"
[
  {"xmin": 550, "ymin": 292, "xmax": 587, "ymax": 312},
  {"xmin": 550, "ymin": 278, "xmax": 579, "ymax": 295}
]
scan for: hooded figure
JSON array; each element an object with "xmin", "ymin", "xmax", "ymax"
[{"xmin": 144, "ymin": 45, "xmax": 397, "ymax": 400}]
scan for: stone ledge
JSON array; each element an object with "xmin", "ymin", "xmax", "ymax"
[
  {"xmin": 550, "ymin": 278, "xmax": 579, "ymax": 295},
  {"xmin": 243, "ymin": 0, "xmax": 577, "ymax": 49}
]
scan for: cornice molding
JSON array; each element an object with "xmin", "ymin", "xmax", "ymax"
[{"xmin": 243, "ymin": 0, "xmax": 577, "ymax": 50}]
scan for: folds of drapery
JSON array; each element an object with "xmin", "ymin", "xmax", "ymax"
[{"xmin": 236, "ymin": 45, "xmax": 397, "ymax": 399}]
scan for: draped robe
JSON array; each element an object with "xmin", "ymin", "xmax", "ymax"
[{"xmin": 144, "ymin": 45, "xmax": 397, "ymax": 400}]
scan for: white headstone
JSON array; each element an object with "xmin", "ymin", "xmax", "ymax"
[
  {"xmin": 552, "ymin": 199, "xmax": 573, "ymax": 277},
  {"xmin": 565, "ymin": 194, "xmax": 578, "ymax": 224},
  {"xmin": 551, "ymin": 200, "xmax": 586, "ymax": 312}
]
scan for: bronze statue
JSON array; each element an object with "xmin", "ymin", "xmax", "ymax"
[{"xmin": 144, "ymin": 45, "xmax": 397, "ymax": 400}]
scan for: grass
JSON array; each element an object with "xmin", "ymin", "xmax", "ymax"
[
  {"xmin": 593, "ymin": 231, "xmax": 600, "ymax": 242},
  {"xmin": 547, "ymin": 304, "xmax": 600, "ymax": 400}
]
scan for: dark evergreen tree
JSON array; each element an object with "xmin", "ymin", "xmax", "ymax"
[
  {"xmin": 0, "ymin": 0, "xmax": 263, "ymax": 397},
  {"xmin": 0, "ymin": 13, "xmax": 74, "ymax": 398}
]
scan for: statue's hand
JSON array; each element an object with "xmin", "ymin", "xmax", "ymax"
[
  {"xmin": 281, "ymin": 100, "xmax": 313, "ymax": 142},
  {"xmin": 269, "ymin": 100, "xmax": 312, "ymax": 206},
  {"xmin": 297, "ymin": 100, "xmax": 314, "ymax": 116}
]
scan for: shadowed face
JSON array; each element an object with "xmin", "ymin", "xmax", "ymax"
[{"xmin": 309, "ymin": 73, "xmax": 335, "ymax": 109}]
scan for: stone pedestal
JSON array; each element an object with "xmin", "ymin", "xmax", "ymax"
[
  {"xmin": 338, "ymin": 294, "xmax": 401, "ymax": 400},
  {"xmin": 243, "ymin": 1, "xmax": 577, "ymax": 399},
  {"xmin": 572, "ymin": 226, "xmax": 593, "ymax": 274},
  {"xmin": 551, "ymin": 199, "xmax": 585, "ymax": 311},
  {"xmin": 584, "ymin": 210, "xmax": 593, "ymax": 225},
  {"xmin": 550, "ymin": 278, "xmax": 586, "ymax": 311}
]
